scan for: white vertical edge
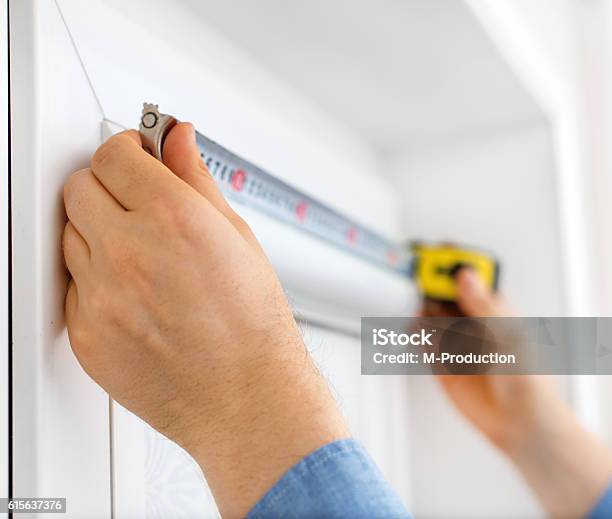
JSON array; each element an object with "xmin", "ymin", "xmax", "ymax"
[
  {"xmin": 575, "ymin": 0, "xmax": 612, "ymax": 442},
  {"xmin": 582, "ymin": 0, "xmax": 612, "ymax": 316},
  {"xmin": 7, "ymin": 0, "xmax": 38, "ymax": 504},
  {"xmin": 111, "ymin": 404, "xmax": 147, "ymax": 518},
  {"xmin": 465, "ymin": 1, "xmax": 596, "ymax": 317},
  {"xmin": 1, "ymin": 0, "xmax": 9, "ymax": 508},
  {"xmin": 101, "ymin": 120, "xmax": 120, "ymax": 519},
  {"xmin": 466, "ymin": 0, "xmax": 601, "ymax": 431}
]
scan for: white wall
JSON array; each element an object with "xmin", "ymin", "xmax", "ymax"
[{"xmin": 392, "ymin": 122, "xmax": 564, "ymax": 316}]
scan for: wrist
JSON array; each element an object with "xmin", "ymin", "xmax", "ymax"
[
  {"xmin": 490, "ymin": 377, "xmax": 572, "ymax": 458},
  {"xmin": 498, "ymin": 386, "xmax": 612, "ymax": 518},
  {"xmin": 186, "ymin": 333, "xmax": 349, "ymax": 517}
]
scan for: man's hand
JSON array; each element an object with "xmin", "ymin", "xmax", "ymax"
[
  {"xmin": 63, "ymin": 124, "xmax": 348, "ymax": 518},
  {"xmin": 424, "ymin": 269, "xmax": 612, "ymax": 517},
  {"xmin": 424, "ymin": 270, "xmax": 541, "ymax": 449}
]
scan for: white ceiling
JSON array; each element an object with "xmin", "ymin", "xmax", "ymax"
[{"xmin": 180, "ymin": 0, "xmax": 544, "ymax": 155}]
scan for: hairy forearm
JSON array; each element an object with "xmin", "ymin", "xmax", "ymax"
[{"xmin": 188, "ymin": 338, "xmax": 349, "ymax": 518}]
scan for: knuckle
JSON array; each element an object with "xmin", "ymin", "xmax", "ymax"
[
  {"xmin": 92, "ymin": 134, "xmax": 129, "ymax": 170},
  {"xmin": 62, "ymin": 223, "xmax": 79, "ymax": 260},
  {"xmin": 152, "ymin": 198, "xmax": 198, "ymax": 235},
  {"xmin": 62, "ymin": 222, "xmax": 73, "ymax": 249},
  {"xmin": 66, "ymin": 290, "xmax": 93, "ymax": 358},
  {"xmin": 68, "ymin": 322, "xmax": 92, "ymax": 356},
  {"xmin": 87, "ymin": 285, "xmax": 145, "ymax": 341},
  {"xmin": 64, "ymin": 168, "xmax": 91, "ymax": 202},
  {"xmin": 87, "ymin": 286, "xmax": 129, "ymax": 332}
]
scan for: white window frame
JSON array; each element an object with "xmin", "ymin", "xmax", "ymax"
[{"xmin": 1, "ymin": 0, "xmax": 9, "ymax": 504}]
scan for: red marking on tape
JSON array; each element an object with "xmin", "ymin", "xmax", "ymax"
[
  {"xmin": 295, "ymin": 201, "xmax": 309, "ymax": 222},
  {"xmin": 387, "ymin": 250, "xmax": 398, "ymax": 265},
  {"xmin": 232, "ymin": 169, "xmax": 247, "ymax": 191},
  {"xmin": 347, "ymin": 227, "xmax": 358, "ymax": 245}
]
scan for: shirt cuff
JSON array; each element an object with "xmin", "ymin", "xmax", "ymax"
[
  {"xmin": 589, "ymin": 483, "xmax": 612, "ymax": 519},
  {"xmin": 246, "ymin": 438, "xmax": 410, "ymax": 519}
]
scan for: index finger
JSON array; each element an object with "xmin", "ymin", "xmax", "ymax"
[{"xmin": 91, "ymin": 130, "xmax": 193, "ymax": 210}]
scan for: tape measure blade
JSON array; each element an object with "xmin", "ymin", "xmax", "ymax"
[{"xmin": 195, "ymin": 131, "xmax": 410, "ymax": 277}]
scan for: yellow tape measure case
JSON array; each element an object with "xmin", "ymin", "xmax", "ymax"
[{"xmin": 410, "ymin": 243, "xmax": 499, "ymax": 302}]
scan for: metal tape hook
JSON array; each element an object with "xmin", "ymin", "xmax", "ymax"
[{"xmin": 139, "ymin": 103, "xmax": 177, "ymax": 160}]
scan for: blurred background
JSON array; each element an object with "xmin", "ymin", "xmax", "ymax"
[{"xmin": 10, "ymin": 0, "xmax": 612, "ymax": 517}]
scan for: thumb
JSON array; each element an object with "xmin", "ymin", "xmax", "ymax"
[
  {"xmin": 162, "ymin": 122, "xmax": 229, "ymax": 213},
  {"xmin": 162, "ymin": 122, "xmax": 260, "ymax": 248},
  {"xmin": 456, "ymin": 268, "xmax": 505, "ymax": 317}
]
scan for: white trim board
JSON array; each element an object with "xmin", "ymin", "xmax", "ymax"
[
  {"xmin": 9, "ymin": 0, "xmax": 112, "ymax": 515},
  {"xmin": 1, "ymin": 0, "xmax": 10, "ymax": 506}
]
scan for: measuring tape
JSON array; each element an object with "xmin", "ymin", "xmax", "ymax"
[
  {"xmin": 138, "ymin": 103, "xmax": 501, "ymax": 300},
  {"xmin": 139, "ymin": 103, "xmax": 412, "ymax": 277}
]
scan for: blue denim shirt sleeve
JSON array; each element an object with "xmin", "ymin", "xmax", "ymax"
[
  {"xmin": 589, "ymin": 483, "xmax": 612, "ymax": 519},
  {"xmin": 246, "ymin": 438, "xmax": 411, "ymax": 519}
]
